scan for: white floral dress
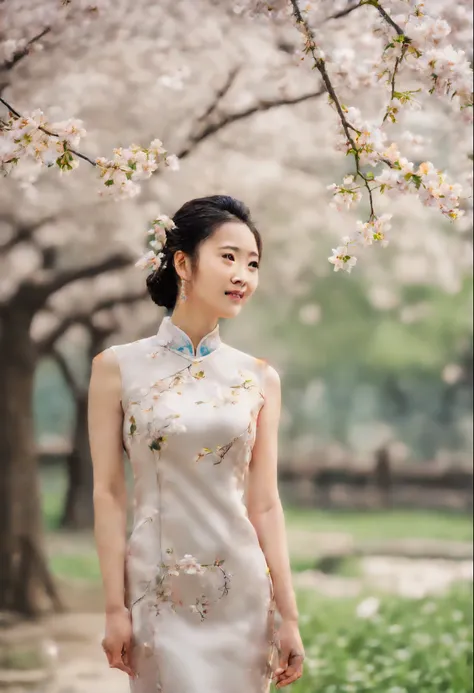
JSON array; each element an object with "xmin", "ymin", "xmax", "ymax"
[{"xmin": 109, "ymin": 316, "xmax": 280, "ymax": 693}]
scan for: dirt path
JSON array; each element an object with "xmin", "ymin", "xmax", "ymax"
[
  {"xmin": 48, "ymin": 614, "xmax": 129, "ymax": 693},
  {"xmin": 0, "ymin": 613, "xmax": 129, "ymax": 693}
]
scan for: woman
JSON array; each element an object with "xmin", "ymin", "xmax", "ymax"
[{"xmin": 88, "ymin": 195, "xmax": 305, "ymax": 692}]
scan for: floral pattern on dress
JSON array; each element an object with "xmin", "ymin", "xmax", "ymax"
[
  {"xmin": 127, "ymin": 409, "xmax": 186, "ymax": 458},
  {"xmin": 129, "ymin": 546, "xmax": 232, "ymax": 621},
  {"xmin": 193, "ymin": 369, "xmax": 261, "ymax": 408},
  {"xmin": 233, "ymin": 402, "xmax": 262, "ymax": 487}
]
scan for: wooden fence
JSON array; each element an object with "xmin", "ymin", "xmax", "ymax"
[{"xmin": 38, "ymin": 440, "xmax": 473, "ymax": 511}]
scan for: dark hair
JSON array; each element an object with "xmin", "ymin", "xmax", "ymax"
[{"xmin": 146, "ymin": 195, "xmax": 262, "ymax": 311}]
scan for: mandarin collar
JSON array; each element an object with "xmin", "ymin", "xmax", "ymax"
[{"xmin": 156, "ymin": 316, "xmax": 222, "ymax": 359}]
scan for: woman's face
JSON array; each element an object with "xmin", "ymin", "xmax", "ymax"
[{"xmin": 186, "ymin": 221, "xmax": 260, "ymax": 319}]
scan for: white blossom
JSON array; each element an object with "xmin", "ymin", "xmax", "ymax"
[
  {"xmin": 356, "ymin": 596, "xmax": 380, "ymax": 619},
  {"xmin": 328, "ymin": 245, "xmax": 357, "ymax": 274}
]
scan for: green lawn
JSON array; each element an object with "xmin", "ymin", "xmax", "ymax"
[
  {"xmin": 284, "ymin": 507, "xmax": 473, "ymax": 542},
  {"xmin": 285, "ymin": 585, "xmax": 473, "ymax": 693},
  {"xmin": 49, "ymin": 552, "xmax": 102, "ymax": 582}
]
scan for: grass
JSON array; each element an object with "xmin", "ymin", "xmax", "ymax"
[
  {"xmin": 284, "ymin": 507, "xmax": 473, "ymax": 542},
  {"xmin": 291, "ymin": 555, "xmax": 362, "ymax": 577},
  {"xmin": 48, "ymin": 553, "xmax": 102, "ymax": 582},
  {"xmin": 0, "ymin": 646, "xmax": 47, "ymax": 671},
  {"xmin": 41, "ymin": 465, "xmax": 67, "ymax": 531},
  {"xmin": 284, "ymin": 585, "xmax": 473, "ymax": 693}
]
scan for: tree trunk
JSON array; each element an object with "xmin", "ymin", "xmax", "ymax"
[
  {"xmin": 59, "ymin": 327, "xmax": 107, "ymax": 530},
  {"xmin": 0, "ymin": 307, "xmax": 62, "ymax": 616},
  {"xmin": 60, "ymin": 392, "xmax": 94, "ymax": 529}
]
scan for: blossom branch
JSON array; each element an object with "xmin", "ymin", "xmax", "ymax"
[
  {"xmin": 383, "ymin": 41, "xmax": 411, "ymax": 123},
  {"xmin": 0, "ymin": 27, "xmax": 51, "ymax": 72},
  {"xmin": 326, "ymin": 1, "xmax": 363, "ymax": 22},
  {"xmin": 289, "ymin": 0, "xmax": 376, "ymax": 217},
  {"xmin": 1, "ymin": 96, "xmax": 178, "ymax": 198},
  {"xmin": 0, "ymin": 96, "xmax": 97, "ymax": 166},
  {"xmin": 367, "ymin": 0, "xmax": 405, "ymax": 36},
  {"xmin": 287, "ymin": 0, "xmax": 468, "ymax": 273}
]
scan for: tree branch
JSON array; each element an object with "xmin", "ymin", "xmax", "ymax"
[
  {"xmin": 326, "ymin": 1, "xmax": 363, "ymax": 21},
  {"xmin": 289, "ymin": 0, "xmax": 376, "ymax": 217},
  {"xmin": 0, "ymin": 28, "xmax": 51, "ymax": 73},
  {"xmin": 196, "ymin": 66, "xmax": 240, "ymax": 123},
  {"xmin": 369, "ymin": 1, "xmax": 405, "ymax": 36},
  {"xmin": 51, "ymin": 346, "xmax": 81, "ymax": 398},
  {"xmin": 177, "ymin": 86, "xmax": 325, "ymax": 159},
  {"xmin": 36, "ymin": 286, "xmax": 147, "ymax": 353},
  {"xmin": 0, "ymin": 214, "xmax": 58, "ymax": 252},
  {"xmin": 31, "ymin": 252, "xmax": 133, "ymax": 304},
  {"xmin": 0, "ymin": 96, "xmax": 98, "ymax": 166}
]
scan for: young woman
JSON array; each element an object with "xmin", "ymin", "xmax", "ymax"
[{"xmin": 88, "ymin": 195, "xmax": 305, "ymax": 692}]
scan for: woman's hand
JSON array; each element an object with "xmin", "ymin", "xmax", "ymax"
[
  {"xmin": 272, "ymin": 619, "xmax": 305, "ymax": 689},
  {"xmin": 101, "ymin": 605, "xmax": 135, "ymax": 678}
]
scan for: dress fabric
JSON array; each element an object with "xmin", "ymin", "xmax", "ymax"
[{"xmin": 110, "ymin": 316, "xmax": 280, "ymax": 693}]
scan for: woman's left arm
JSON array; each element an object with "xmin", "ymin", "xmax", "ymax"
[{"xmin": 247, "ymin": 362, "xmax": 305, "ymax": 689}]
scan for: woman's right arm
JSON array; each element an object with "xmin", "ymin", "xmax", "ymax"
[{"xmin": 88, "ymin": 348, "xmax": 134, "ymax": 677}]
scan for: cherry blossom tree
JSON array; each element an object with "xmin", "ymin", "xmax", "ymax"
[
  {"xmin": 0, "ymin": 0, "xmax": 326, "ymax": 613},
  {"xmin": 224, "ymin": 3, "xmax": 470, "ymax": 273},
  {"xmin": 0, "ymin": 0, "xmax": 471, "ymax": 615}
]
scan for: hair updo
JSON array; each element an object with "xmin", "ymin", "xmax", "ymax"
[{"xmin": 146, "ymin": 195, "xmax": 262, "ymax": 311}]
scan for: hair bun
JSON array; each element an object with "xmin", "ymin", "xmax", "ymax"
[{"xmin": 146, "ymin": 255, "xmax": 178, "ymax": 310}]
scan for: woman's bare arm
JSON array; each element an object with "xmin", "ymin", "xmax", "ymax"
[
  {"xmin": 88, "ymin": 348, "xmax": 128, "ymax": 613},
  {"xmin": 246, "ymin": 363, "xmax": 304, "ymax": 688},
  {"xmin": 246, "ymin": 364, "xmax": 298, "ymax": 623}
]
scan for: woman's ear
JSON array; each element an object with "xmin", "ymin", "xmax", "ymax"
[
  {"xmin": 173, "ymin": 250, "xmax": 185, "ymax": 280},
  {"xmin": 173, "ymin": 250, "xmax": 192, "ymax": 282}
]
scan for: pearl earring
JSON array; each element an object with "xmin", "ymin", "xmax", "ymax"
[{"xmin": 180, "ymin": 280, "xmax": 187, "ymax": 302}]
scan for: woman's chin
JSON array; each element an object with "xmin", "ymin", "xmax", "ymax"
[{"xmin": 219, "ymin": 301, "xmax": 244, "ymax": 319}]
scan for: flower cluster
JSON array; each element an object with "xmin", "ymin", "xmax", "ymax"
[
  {"xmin": 327, "ymin": 175, "xmax": 362, "ymax": 211},
  {"xmin": 328, "ymin": 240, "xmax": 358, "ymax": 275},
  {"xmin": 167, "ymin": 552, "xmax": 206, "ymax": 576},
  {"xmin": 327, "ymin": 104, "xmax": 466, "ymax": 272},
  {"xmin": 391, "ymin": 14, "xmax": 474, "ymax": 114},
  {"xmin": 0, "ymin": 108, "xmax": 86, "ymax": 173},
  {"xmin": 329, "ymin": 213, "xmax": 393, "ymax": 273},
  {"xmin": 244, "ymin": 1, "xmax": 472, "ymax": 274},
  {"xmin": 0, "ymin": 107, "xmax": 179, "ymax": 199},
  {"xmin": 134, "ymin": 214, "xmax": 176, "ymax": 272},
  {"xmin": 96, "ymin": 140, "xmax": 179, "ymax": 199}
]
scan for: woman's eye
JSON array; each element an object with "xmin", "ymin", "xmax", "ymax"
[{"xmin": 222, "ymin": 253, "xmax": 259, "ymax": 269}]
